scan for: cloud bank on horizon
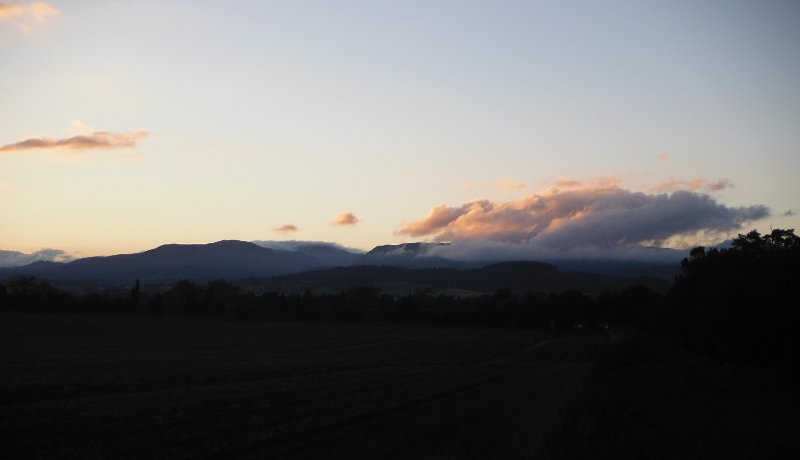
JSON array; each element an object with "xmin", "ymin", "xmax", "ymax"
[
  {"xmin": 397, "ymin": 182, "xmax": 770, "ymax": 262},
  {"xmin": 0, "ymin": 131, "xmax": 148, "ymax": 153},
  {"xmin": 0, "ymin": 248, "xmax": 73, "ymax": 268}
]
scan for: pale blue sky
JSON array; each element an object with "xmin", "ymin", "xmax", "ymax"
[{"xmin": 1, "ymin": 1, "xmax": 798, "ymax": 257}]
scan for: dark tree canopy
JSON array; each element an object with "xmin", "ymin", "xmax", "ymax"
[{"xmin": 670, "ymin": 229, "xmax": 800, "ymax": 374}]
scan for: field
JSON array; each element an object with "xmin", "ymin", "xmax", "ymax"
[{"xmin": 1, "ymin": 311, "xmax": 610, "ymax": 459}]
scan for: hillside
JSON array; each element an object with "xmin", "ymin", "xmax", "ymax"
[{"xmin": 239, "ymin": 261, "xmax": 672, "ymax": 296}]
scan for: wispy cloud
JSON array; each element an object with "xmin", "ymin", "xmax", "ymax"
[
  {"xmin": 554, "ymin": 175, "xmax": 621, "ymax": 190},
  {"xmin": 397, "ymin": 184, "xmax": 769, "ymax": 251},
  {"xmin": 656, "ymin": 151, "xmax": 669, "ymax": 160},
  {"xmin": 649, "ymin": 177, "xmax": 733, "ymax": 193},
  {"xmin": 0, "ymin": 131, "xmax": 148, "ymax": 153},
  {"xmin": 330, "ymin": 211, "xmax": 360, "ymax": 226},
  {"xmin": 273, "ymin": 224, "xmax": 299, "ymax": 233},
  {"xmin": 462, "ymin": 178, "xmax": 526, "ymax": 191},
  {"xmin": 784, "ymin": 209, "xmax": 795, "ymax": 217},
  {"xmin": 0, "ymin": 2, "xmax": 59, "ymax": 31}
]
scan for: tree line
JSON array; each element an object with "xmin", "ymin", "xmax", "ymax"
[{"xmin": 0, "ymin": 274, "xmax": 659, "ymax": 329}]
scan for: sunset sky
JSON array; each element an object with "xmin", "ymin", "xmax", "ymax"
[{"xmin": 1, "ymin": 1, "xmax": 798, "ymax": 261}]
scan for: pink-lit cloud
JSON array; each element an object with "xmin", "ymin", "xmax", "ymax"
[
  {"xmin": 649, "ymin": 177, "xmax": 733, "ymax": 193},
  {"xmin": 656, "ymin": 151, "xmax": 669, "ymax": 160},
  {"xmin": 273, "ymin": 224, "xmax": 299, "ymax": 233},
  {"xmin": 397, "ymin": 184, "xmax": 769, "ymax": 251},
  {"xmin": 0, "ymin": 131, "xmax": 148, "ymax": 153},
  {"xmin": 330, "ymin": 211, "xmax": 360, "ymax": 226}
]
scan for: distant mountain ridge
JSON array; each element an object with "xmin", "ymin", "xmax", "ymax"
[
  {"xmin": 0, "ymin": 239, "xmax": 683, "ymax": 288},
  {"xmin": 0, "ymin": 240, "xmax": 328, "ymax": 287}
]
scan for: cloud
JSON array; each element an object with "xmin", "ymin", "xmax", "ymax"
[
  {"xmin": 495, "ymin": 178, "xmax": 526, "ymax": 190},
  {"xmin": 783, "ymin": 209, "xmax": 795, "ymax": 217},
  {"xmin": 0, "ymin": 131, "xmax": 148, "ymax": 153},
  {"xmin": 273, "ymin": 224, "xmax": 299, "ymax": 233},
  {"xmin": 462, "ymin": 178, "xmax": 526, "ymax": 191},
  {"xmin": 0, "ymin": 2, "xmax": 58, "ymax": 30},
  {"xmin": 0, "ymin": 181, "xmax": 7, "ymax": 188},
  {"xmin": 330, "ymin": 211, "xmax": 360, "ymax": 226},
  {"xmin": 252, "ymin": 240, "xmax": 365, "ymax": 254},
  {"xmin": 656, "ymin": 151, "xmax": 669, "ymax": 160},
  {"xmin": 397, "ymin": 184, "xmax": 770, "ymax": 253},
  {"xmin": 0, "ymin": 248, "xmax": 74, "ymax": 268},
  {"xmin": 29, "ymin": 1, "xmax": 57, "ymax": 22},
  {"xmin": 0, "ymin": 3, "xmax": 24, "ymax": 18},
  {"xmin": 555, "ymin": 178, "xmax": 583, "ymax": 189},
  {"xmin": 705, "ymin": 178, "xmax": 733, "ymax": 191},
  {"xmin": 650, "ymin": 177, "xmax": 733, "ymax": 193}
]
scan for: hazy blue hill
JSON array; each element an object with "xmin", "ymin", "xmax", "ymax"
[
  {"xmin": 241, "ymin": 261, "xmax": 672, "ymax": 295},
  {"xmin": 0, "ymin": 240, "xmax": 328, "ymax": 287}
]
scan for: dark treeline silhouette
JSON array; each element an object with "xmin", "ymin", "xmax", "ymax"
[
  {"xmin": 664, "ymin": 228, "xmax": 800, "ymax": 375},
  {"xmin": 2, "ymin": 229, "xmax": 798, "ymax": 375},
  {"xmin": 0, "ymin": 274, "xmax": 660, "ymax": 330}
]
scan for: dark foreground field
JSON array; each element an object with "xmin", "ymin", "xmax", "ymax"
[
  {"xmin": 2, "ymin": 312, "xmax": 799, "ymax": 459},
  {"xmin": 1, "ymin": 311, "xmax": 606, "ymax": 459}
]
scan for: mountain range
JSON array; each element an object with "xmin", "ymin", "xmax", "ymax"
[{"xmin": 0, "ymin": 239, "xmax": 683, "ymax": 293}]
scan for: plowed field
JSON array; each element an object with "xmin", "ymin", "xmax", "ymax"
[{"xmin": 1, "ymin": 311, "xmax": 611, "ymax": 459}]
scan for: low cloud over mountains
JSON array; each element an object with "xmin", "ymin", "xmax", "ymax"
[
  {"xmin": 398, "ymin": 184, "xmax": 769, "ymax": 261},
  {"xmin": 0, "ymin": 248, "xmax": 74, "ymax": 268}
]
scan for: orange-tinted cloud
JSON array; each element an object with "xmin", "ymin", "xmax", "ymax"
[
  {"xmin": 555, "ymin": 178, "xmax": 583, "ymax": 188},
  {"xmin": 656, "ymin": 151, "xmax": 669, "ymax": 160},
  {"xmin": 462, "ymin": 178, "xmax": 526, "ymax": 191},
  {"xmin": 273, "ymin": 224, "xmax": 298, "ymax": 233},
  {"xmin": 0, "ymin": 2, "xmax": 58, "ymax": 30},
  {"xmin": 397, "ymin": 184, "xmax": 769, "ymax": 249},
  {"xmin": 0, "ymin": 131, "xmax": 148, "ymax": 153},
  {"xmin": 650, "ymin": 177, "xmax": 733, "ymax": 193},
  {"xmin": 495, "ymin": 178, "xmax": 525, "ymax": 190},
  {"xmin": 29, "ymin": 1, "xmax": 57, "ymax": 21},
  {"xmin": 0, "ymin": 3, "xmax": 24, "ymax": 18},
  {"xmin": 330, "ymin": 211, "xmax": 360, "ymax": 226},
  {"xmin": 553, "ymin": 175, "xmax": 621, "ymax": 190}
]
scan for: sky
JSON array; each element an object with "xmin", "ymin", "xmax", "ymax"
[{"xmin": 1, "ymin": 0, "xmax": 798, "ymax": 261}]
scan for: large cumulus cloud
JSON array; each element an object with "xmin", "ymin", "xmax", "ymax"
[{"xmin": 397, "ymin": 185, "xmax": 770, "ymax": 255}]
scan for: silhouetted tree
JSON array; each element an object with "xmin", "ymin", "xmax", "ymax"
[
  {"xmin": 129, "ymin": 279, "xmax": 141, "ymax": 306},
  {"xmin": 670, "ymin": 229, "xmax": 800, "ymax": 376}
]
